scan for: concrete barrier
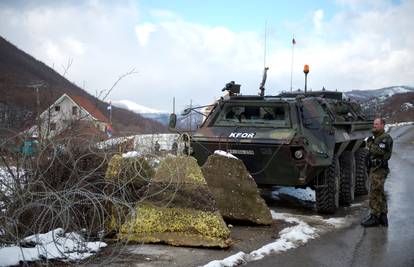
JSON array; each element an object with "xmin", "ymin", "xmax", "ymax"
[
  {"xmin": 109, "ymin": 156, "xmax": 231, "ymax": 248},
  {"xmin": 202, "ymin": 154, "xmax": 272, "ymax": 225}
]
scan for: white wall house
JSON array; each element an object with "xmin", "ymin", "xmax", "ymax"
[{"xmin": 28, "ymin": 93, "xmax": 109, "ymax": 139}]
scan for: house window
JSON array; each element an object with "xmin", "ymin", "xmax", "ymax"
[
  {"xmin": 72, "ymin": 106, "xmax": 78, "ymax": 115},
  {"xmin": 55, "ymin": 106, "xmax": 60, "ymax": 112},
  {"xmin": 50, "ymin": 123, "xmax": 56, "ymax": 131}
]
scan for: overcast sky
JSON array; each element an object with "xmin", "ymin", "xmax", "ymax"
[{"xmin": 1, "ymin": 0, "xmax": 413, "ymax": 111}]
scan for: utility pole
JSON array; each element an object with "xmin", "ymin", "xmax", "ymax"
[
  {"xmin": 109, "ymin": 100, "xmax": 112, "ymax": 124},
  {"xmin": 27, "ymin": 81, "xmax": 45, "ymax": 141},
  {"xmin": 189, "ymin": 99, "xmax": 193, "ymax": 130}
]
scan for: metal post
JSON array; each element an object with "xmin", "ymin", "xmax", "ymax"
[
  {"xmin": 189, "ymin": 99, "xmax": 192, "ymax": 130},
  {"xmin": 27, "ymin": 81, "xmax": 44, "ymax": 141},
  {"xmin": 303, "ymin": 64, "xmax": 309, "ymax": 94},
  {"xmin": 304, "ymin": 73, "xmax": 308, "ymax": 94},
  {"xmin": 109, "ymin": 103, "xmax": 112, "ymax": 124},
  {"xmin": 36, "ymin": 86, "xmax": 41, "ymax": 140}
]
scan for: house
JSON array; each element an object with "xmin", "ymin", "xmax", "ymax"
[{"xmin": 28, "ymin": 93, "xmax": 110, "ymax": 139}]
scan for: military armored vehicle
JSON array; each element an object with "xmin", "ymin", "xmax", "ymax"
[{"xmin": 170, "ymin": 68, "xmax": 372, "ymax": 214}]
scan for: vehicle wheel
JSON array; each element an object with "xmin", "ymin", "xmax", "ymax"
[
  {"xmin": 355, "ymin": 148, "xmax": 369, "ymax": 196},
  {"xmin": 316, "ymin": 155, "xmax": 340, "ymax": 214},
  {"xmin": 339, "ymin": 151, "xmax": 356, "ymax": 206}
]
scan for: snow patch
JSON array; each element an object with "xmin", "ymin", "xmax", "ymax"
[
  {"xmin": 324, "ymin": 217, "xmax": 349, "ymax": 228},
  {"xmin": 385, "ymin": 121, "xmax": 414, "ymax": 132},
  {"xmin": 272, "ymin": 186, "xmax": 315, "ymax": 202},
  {"xmin": 98, "ymin": 133, "xmax": 181, "ymax": 153},
  {"xmin": 203, "ymin": 252, "xmax": 247, "ymax": 267},
  {"xmin": 0, "ymin": 228, "xmax": 107, "ymax": 266},
  {"xmin": 122, "ymin": 151, "xmax": 141, "ymax": 158},
  {"xmin": 202, "ymin": 211, "xmax": 349, "ymax": 266},
  {"xmin": 112, "ymin": 99, "xmax": 166, "ymax": 114},
  {"xmin": 214, "ymin": 150, "xmax": 238, "ymax": 160}
]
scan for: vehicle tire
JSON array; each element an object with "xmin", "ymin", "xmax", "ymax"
[
  {"xmin": 339, "ymin": 151, "xmax": 356, "ymax": 206},
  {"xmin": 355, "ymin": 148, "xmax": 369, "ymax": 196},
  {"xmin": 316, "ymin": 155, "xmax": 340, "ymax": 214}
]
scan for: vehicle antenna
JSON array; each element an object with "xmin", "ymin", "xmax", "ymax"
[
  {"xmin": 259, "ymin": 21, "xmax": 269, "ymax": 96},
  {"xmin": 290, "ymin": 36, "xmax": 296, "ymax": 92},
  {"xmin": 263, "ymin": 20, "xmax": 267, "ymax": 68}
]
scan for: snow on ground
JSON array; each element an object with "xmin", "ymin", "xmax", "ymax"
[
  {"xmin": 0, "ymin": 166, "xmax": 24, "ymax": 199},
  {"xmin": 202, "ymin": 211, "xmax": 349, "ymax": 267},
  {"xmin": 214, "ymin": 150, "xmax": 238, "ymax": 160},
  {"xmin": 98, "ymin": 133, "xmax": 181, "ymax": 153},
  {"xmin": 272, "ymin": 186, "xmax": 315, "ymax": 202},
  {"xmin": 112, "ymin": 100, "xmax": 166, "ymax": 114},
  {"xmin": 122, "ymin": 151, "xmax": 141, "ymax": 158},
  {"xmin": 0, "ymin": 228, "xmax": 107, "ymax": 266},
  {"xmin": 203, "ymin": 252, "xmax": 247, "ymax": 267},
  {"xmin": 383, "ymin": 86, "xmax": 412, "ymax": 97},
  {"xmin": 385, "ymin": 121, "xmax": 414, "ymax": 132}
]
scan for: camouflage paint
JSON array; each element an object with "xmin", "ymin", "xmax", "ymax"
[{"xmin": 191, "ymin": 91, "xmax": 372, "ymax": 187}]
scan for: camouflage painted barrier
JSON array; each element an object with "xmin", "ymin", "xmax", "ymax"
[
  {"xmin": 107, "ymin": 155, "xmax": 231, "ymax": 248},
  {"xmin": 202, "ymin": 153, "xmax": 272, "ymax": 225},
  {"xmin": 105, "ymin": 154, "xmax": 154, "ymax": 202}
]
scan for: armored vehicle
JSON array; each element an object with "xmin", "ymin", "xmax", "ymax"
[{"xmin": 170, "ymin": 70, "xmax": 372, "ymax": 214}]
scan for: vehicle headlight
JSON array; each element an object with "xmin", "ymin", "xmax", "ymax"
[{"xmin": 294, "ymin": 149, "xmax": 304, "ymax": 159}]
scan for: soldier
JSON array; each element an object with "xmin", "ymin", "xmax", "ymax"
[
  {"xmin": 154, "ymin": 140, "xmax": 161, "ymax": 155},
  {"xmin": 361, "ymin": 118, "xmax": 393, "ymax": 227},
  {"xmin": 171, "ymin": 141, "xmax": 178, "ymax": 155}
]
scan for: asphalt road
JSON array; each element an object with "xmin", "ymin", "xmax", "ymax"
[
  {"xmin": 85, "ymin": 125, "xmax": 414, "ymax": 267},
  {"xmin": 247, "ymin": 125, "xmax": 414, "ymax": 267}
]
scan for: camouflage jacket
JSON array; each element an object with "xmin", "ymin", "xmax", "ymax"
[{"xmin": 367, "ymin": 130, "xmax": 393, "ymax": 170}]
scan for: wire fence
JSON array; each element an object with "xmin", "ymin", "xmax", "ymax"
[{"xmin": 0, "ymin": 127, "xmax": 188, "ymax": 265}]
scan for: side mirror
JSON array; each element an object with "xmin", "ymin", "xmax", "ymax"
[{"xmin": 169, "ymin": 113, "xmax": 177, "ymax": 129}]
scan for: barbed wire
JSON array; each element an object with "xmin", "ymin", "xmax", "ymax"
[{"xmin": 0, "ymin": 127, "xmax": 189, "ymax": 266}]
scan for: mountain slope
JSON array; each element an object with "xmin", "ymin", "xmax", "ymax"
[
  {"xmin": 113, "ymin": 99, "xmax": 204, "ymax": 129},
  {"xmin": 112, "ymin": 100, "xmax": 166, "ymax": 114},
  {"xmin": 344, "ymin": 86, "xmax": 414, "ymax": 122},
  {"xmin": 344, "ymin": 86, "xmax": 414, "ymax": 102},
  {"xmin": 0, "ymin": 36, "xmax": 166, "ymax": 136}
]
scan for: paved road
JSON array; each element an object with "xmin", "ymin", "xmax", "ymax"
[{"xmin": 248, "ymin": 125, "xmax": 414, "ymax": 267}]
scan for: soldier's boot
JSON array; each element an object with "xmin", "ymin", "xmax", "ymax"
[
  {"xmin": 361, "ymin": 213, "xmax": 374, "ymax": 225},
  {"xmin": 379, "ymin": 213, "xmax": 388, "ymax": 227},
  {"xmin": 361, "ymin": 213, "xmax": 372, "ymax": 223},
  {"xmin": 361, "ymin": 214, "xmax": 380, "ymax": 227}
]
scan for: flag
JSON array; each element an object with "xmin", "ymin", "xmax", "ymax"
[
  {"xmin": 107, "ymin": 100, "xmax": 112, "ymax": 110},
  {"xmin": 292, "ymin": 38, "xmax": 296, "ymax": 45},
  {"xmin": 106, "ymin": 124, "xmax": 113, "ymax": 138}
]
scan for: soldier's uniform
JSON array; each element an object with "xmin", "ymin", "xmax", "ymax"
[{"xmin": 365, "ymin": 129, "xmax": 393, "ymax": 226}]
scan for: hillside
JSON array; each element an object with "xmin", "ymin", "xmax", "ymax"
[
  {"xmin": 344, "ymin": 86, "xmax": 414, "ymax": 122},
  {"xmin": 0, "ymin": 36, "xmax": 166, "ymax": 136},
  {"xmin": 344, "ymin": 86, "xmax": 414, "ymax": 102}
]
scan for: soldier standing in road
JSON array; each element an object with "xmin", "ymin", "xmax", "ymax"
[{"xmin": 361, "ymin": 118, "xmax": 393, "ymax": 227}]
